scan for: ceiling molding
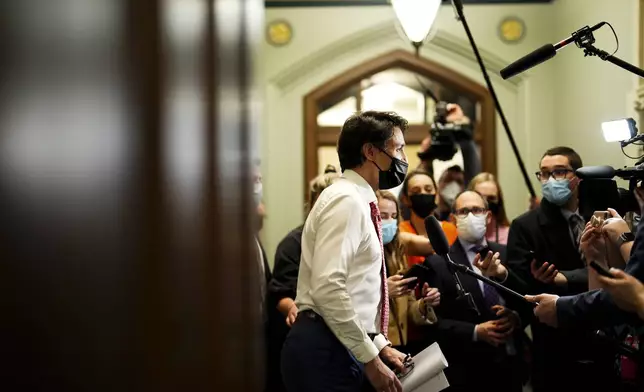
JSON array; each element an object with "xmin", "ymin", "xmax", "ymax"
[
  {"xmin": 270, "ymin": 22, "xmax": 525, "ymax": 91},
  {"xmin": 266, "ymin": 0, "xmax": 553, "ymax": 8}
]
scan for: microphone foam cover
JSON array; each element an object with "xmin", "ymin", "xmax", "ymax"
[
  {"xmin": 424, "ymin": 216, "xmax": 450, "ymax": 256},
  {"xmin": 500, "ymin": 44, "xmax": 556, "ymax": 80}
]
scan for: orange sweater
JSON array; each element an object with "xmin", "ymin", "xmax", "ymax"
[{"xmin": 399, "ymin": 220, "xmax": 458, "ymax": 266}]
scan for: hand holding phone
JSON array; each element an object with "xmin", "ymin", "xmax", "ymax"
[
  {"xmin": 591, "ymin": 211, "xmax": 610, "ymax": 228},
  {"xmin": 402, "ymin": 264, "xmax": 431, "ymax": 289},
  {"xmin": 590, "ymin": 260, "xmax": 615, "ymax": 278}
]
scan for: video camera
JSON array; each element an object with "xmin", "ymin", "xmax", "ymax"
[
  {"xmin": 417, "ymin": 101, "xmax": 473, "ymax": 162},
  {"xmin": 576, "ymin": 118, "xmax": 643, "ymax": 220}
]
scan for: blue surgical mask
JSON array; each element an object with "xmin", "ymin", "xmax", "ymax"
[
  {"xmin": 382, "ymin": 219, "xmax": 398, "ymax": 245},
  {"xmin": 541, "ymin": 178, "xmax": 572, "ymax": 206}
]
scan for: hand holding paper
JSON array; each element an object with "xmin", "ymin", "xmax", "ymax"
[{"xmin": 400, "ymin": 343, "xmax": 449, "ymax": 392}]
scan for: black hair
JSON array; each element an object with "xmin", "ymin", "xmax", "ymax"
[
  {"xmin": 337, "ymin": 111, "xmax": 408, "ymax": 171},
  {"xmin": 541, "ymin": 146, "xmax": 583, "ymax": 171}
]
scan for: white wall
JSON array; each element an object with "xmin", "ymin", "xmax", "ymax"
[{"xmin": 259, "ymin": 1, "xmax": 640, "ymax": 264}]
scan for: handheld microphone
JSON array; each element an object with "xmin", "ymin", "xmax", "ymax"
[
  {"xmin": 500, "ymin": 22, "xmax": 606, "ymax": 80},
  {"xmin": 424, "ymin": 216, "xmax": 532, "ymax": 308},
  {"xmin": 424, "ymin": 216, "xmax": 450, "ymax": 256},
  {"xmin": 424, "ymin": 216, "xmax": 480, "ymax": 315}
]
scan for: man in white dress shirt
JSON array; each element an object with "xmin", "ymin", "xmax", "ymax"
[{"xmin": 281, "ymin": 111, "xmax": 410, "ymax": 392}]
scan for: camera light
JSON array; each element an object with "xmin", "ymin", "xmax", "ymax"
[{"xmin": 602, "ymin": 118, "xmax": 637, "ymax": 142}]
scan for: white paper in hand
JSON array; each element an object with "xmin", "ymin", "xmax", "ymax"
[{"xmin": 400, "ymin": 343, "xmax": 449, "ymax": 392}]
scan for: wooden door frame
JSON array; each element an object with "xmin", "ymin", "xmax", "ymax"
[{"xmin": 303, "ymin": 49, "xmax": 496, "ymax": 197}]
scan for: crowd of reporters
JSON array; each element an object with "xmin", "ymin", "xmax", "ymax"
[{"xmin": 254, "ymin": 107, "xmax": 644, "ymax": 392}]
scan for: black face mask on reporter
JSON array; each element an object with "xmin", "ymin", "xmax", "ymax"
[
  {"xmin": 409, "ymin": 194, "xmax": 437, "ymax": 219},
  {"xmin": 372, "ymin": 147, "xmax": 408, "ymax": 190},
  {"xmin": 488, "ymin": 200, "xmax": 501, "ymax": 216}
]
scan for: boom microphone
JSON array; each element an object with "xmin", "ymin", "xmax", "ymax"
[
  {"xmin": 500, "ymin": 22, "xmax": 606, "ymax": 80},
  {"xmin": 500, "ymin": 44, "xmax": 556, "ymax": 80},
  {"xmin": 424, "ymin": 216, "xmax": 450, "ymax": 256}
]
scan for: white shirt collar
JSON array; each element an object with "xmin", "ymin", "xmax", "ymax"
[{"xmin": 342, "ymin": 169, "xmax": 377, "ymax": 204}]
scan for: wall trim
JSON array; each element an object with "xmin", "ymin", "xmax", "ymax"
[{"xmin": 270, "ymin": 22, "xmax": 526, "ymax": 92}]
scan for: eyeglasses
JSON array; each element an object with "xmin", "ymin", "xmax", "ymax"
[
  {"xmin": 534, "ymin": 168, "xmax": 573, "ymax": 182},
  {"xmin": 454, "ymin": 207, "xmax": 487, "ymax": 217}
]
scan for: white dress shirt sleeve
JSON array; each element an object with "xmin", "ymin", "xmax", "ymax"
[{"xmin": 309, "ymin": 194, "xmax": 380, "ymax": 363}]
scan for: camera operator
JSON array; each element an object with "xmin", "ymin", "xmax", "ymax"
[
  {"xmin": 416, "ymin": 103, "xmax": 481, "ymax": 186},
  {"xmin": 399, "ymin": 103, "xmax": 478, "ymax": 221}
]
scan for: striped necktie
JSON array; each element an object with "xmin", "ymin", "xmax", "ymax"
[{"xmin": 369, "ymin": 201, "xmax": 389, "ymax": 337}]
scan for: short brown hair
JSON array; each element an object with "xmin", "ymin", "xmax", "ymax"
[{"xmin": 541, "ymin": 146, "xmax": 583, "ymax": 171}]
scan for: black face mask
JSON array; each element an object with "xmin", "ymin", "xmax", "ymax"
[
  {"xmin": 409, "ymin": 194, "xmax": 437, "ymax": 219},
  {"xmin": 374, "ymin": 149, "xmax": 408, "ymax": 190},
  {"xmin": 488, "ymin": 200, "xmax": 501, "ymax": 216}
]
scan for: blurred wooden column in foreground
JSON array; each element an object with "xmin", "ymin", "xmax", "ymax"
[{"xmin": 0, "ymin": 0, "xmax": 264, "ymax": 390}]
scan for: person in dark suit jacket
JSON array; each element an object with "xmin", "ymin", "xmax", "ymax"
[
  {"xmin": 527, "ymin": 204, "xmax": 644, "ymax": 390},
  {"xmin": 506, "ymin": 147, "xmax": 588, "ymax": 295},
  {"xmin": 506, "ymin": 147, "xmax": 616, "ymax": 392},
  {"xmin": 253, "ymin": 164, "xmax": 281, "ymax": 392},
  {"xmin": 424, "ymin": 191, "xmax": 526, "ymax": 392}
]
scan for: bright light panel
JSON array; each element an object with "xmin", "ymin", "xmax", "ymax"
[{"xmin": 602, "ymin": 119, "xmax": 634, "ymax": 142}]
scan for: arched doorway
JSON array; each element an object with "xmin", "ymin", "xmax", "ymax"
[{"xmin": 303, "ymin": 49, "xmax": 496, "ymax": 198}]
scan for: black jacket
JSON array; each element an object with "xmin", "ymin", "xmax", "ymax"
[
  {"xmin": 423, "ymin": 240, "xmax": 526, "ymax": 390},
  {"xmin": 557, "ymin": 218, "xmax": 644, "ymax": 330},
  {"xmin": 267, "ymin": 225, "xmax": 303, "ymax": 307},
  {"xmin": 506, "ymin": 198, "xmax": 588, "ymax": 295}
]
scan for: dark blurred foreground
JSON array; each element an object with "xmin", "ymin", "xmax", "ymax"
[{"xmin": 0, "ymin": 1, "xmax": 264, "ymax": 390}]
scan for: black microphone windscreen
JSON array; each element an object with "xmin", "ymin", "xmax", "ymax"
[
  {"xmin": 576, "ymin": 165, "xmax": 616, "ymax": 179},
  {"xmin": 500, "ymin": 44, "xmax": 556, "ymax": 80},
  {"xmin": 424, "ymin": 216, "xmax": 450, "ymax": 256}
]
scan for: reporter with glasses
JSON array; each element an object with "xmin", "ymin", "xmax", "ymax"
[
  {"xmin": 423, "ymin": 191, "xmax": 526, "ymax": 392},
  {"xmin": 506, "ymin": 147, "xmax": 614, "ymax": 392}
]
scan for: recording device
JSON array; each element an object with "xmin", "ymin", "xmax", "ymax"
[
  {"xmin": 590, "ymin": 211, "xmax": 610, "ymax": 228},
  {"xmin": 402, "ymin": 264, "xmax": 431, "ymax": 289},
  {"xmin": 424, "ymin": 215, "xmax": 479, "ymax": 315},
  {"xmin": 589, "ymin": 261, "xmax": 615, "ymax": 279},
  {"xmin": 576, "ymin": 118, "xmax": 643, "ymax": 219},
  {"xmin": 425, "ymin": 215, "xmax": 451, "ymax": 256},
  {"xmin": 500, "ymin": 22, "xmax": 605, "ymax": 79},
  {"xmin": 576, "ymin": 163, "xmax": 643, "ymax": 219},
  {"xmin": 417, "ymin": 101, "xmax": 474, "ymax": 162}
]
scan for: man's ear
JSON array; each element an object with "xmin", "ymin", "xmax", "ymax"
[
  {"xmin": 486, "ymin": 210, "xmax": 492, "ymax": 225},
  {"xmin": 449, "ymin": 213, "xmax": 457, "ymax": 225},
  {"xmin": 362, "ymin": 143, "xmax": 377, "ymax": 162}
]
